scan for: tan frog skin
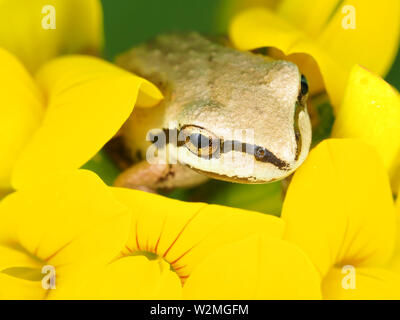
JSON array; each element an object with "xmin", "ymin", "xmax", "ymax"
[{"xmin": 112, "ymin": 32, "xmax": 312, "ymax": 191}]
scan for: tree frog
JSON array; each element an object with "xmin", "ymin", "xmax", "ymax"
[{"xmin": 111, "ymin": 32, "xmax": 311, "ymax": 191}]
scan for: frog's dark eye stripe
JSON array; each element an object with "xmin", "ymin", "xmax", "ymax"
[
  {"xmin": 221, "ymin": 141, "xmax": 289, "ymax": 170},
  {"xmin": 151, "ymin": 127, "xmax": 290, "ymax": 170}
]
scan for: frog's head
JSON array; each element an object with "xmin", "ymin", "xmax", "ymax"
[{"xmin": 169, "ymin": 60, "xmax": 312, "ymax": 183}]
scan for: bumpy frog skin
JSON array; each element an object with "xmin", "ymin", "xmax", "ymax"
[{"xmin": 113, "ymin": 32, "xmax": 312, "ymax": 190}]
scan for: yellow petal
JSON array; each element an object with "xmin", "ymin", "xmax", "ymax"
[
  {"xmin": 0, "ymin": 170, "xmax": 131, "ymax": 268},
  {"xmin": 278, "ymin": 0, "xmax": 400, "ymax": 78},
  {"xmin": 183, "ymin": 235, "xmax": 321, "ymax": 299},
  {"xmin": 112, "ymin": 187, "xmax": 284, "ymax": 282},
  {"xmin": 282, "ymin": 139, "xmax": 396, "ymax": 278},
  {"xmin": 0, "ymin": 245, "xmax": 42, "ymax": 271},
  {"xmin": 0, "ymin": 48, "xmax": 44, "ymax": 191},
  {"xmin": 229, "ymin": 7, "xmax": 348, "ymax": 108},
  {"xmin": 0, "ymin": 238, "xmax": 46, "ymax": 300},
  {"xmin": 0, "ymin": 273, "xmax": 45, "ymax": 300},
  {"xmin": 391, "ymin": 157, "xmax": 400, "ymax": 193},
  {"xmin": 388, "ymin": 195, "xmax": 400, "ymax": 273},
  {"xmin": 318, "ymin": 0, "xmax": 400, "ymax": 79},
  {"xmin": 218, "ymin": 0, "xmax": 280, "ymax": 33},
  {"xmin": 0, "ymin": 0, "xmax": 103, "ymax": 73},
  {"xmin": 332, "ymin": 65, "xmax": 400, "ymax": 172},
  {"xmin": 53, "ymin": 256, "xmax": 182, "ymax": 300},
  {"xmin": 11, "ymin": 56, "xmax": 163, "ymax": 189},
  {"xmin": 0, "ymin": 193, "xmax": 20, "ymax": 243},
  {"xmin": 277, "ymin": 0, "xmax": 342, "ymax": 38},
  {"xmin": 322, "ymin": 267, "xmax": 400, "ymax": 300}
]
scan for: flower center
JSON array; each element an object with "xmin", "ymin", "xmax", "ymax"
[
  {"xmin": 126, "ymin": 250, "xmax": 177, "ymax": 273},
  {"xmin": 131, "ymin": 250, "xmax": 159, "ymax": 260}
]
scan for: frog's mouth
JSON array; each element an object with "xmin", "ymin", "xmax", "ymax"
[{"xmin": 187, "ymin": 165, "xmax": 279, "ymax": 184}]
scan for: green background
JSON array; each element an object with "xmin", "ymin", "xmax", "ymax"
[
  {"xmin": 101, "ymin": 0, "xmax": 223, "ymax": 60},
  {"xmin": 93, "ymin": 0, "xmax": 400, "ymax": 215}
]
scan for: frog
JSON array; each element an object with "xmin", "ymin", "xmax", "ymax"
[{"xmin": 111, "ymin": 32, "xmax": 312, "ymax": 191}]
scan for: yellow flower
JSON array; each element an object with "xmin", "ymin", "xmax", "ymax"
[
  {"xmin": 182, "ymin": 235, "xmax": 320, "ymax": 299},
  {"xmin": 0, "ymin": 170, "xmax": 132, "ymax": 299},
  {"xmin": 282, "ymin": 139, "xmax": 400, "ymax": 299},
  {"xmin": 0, "ymin": 170, "xmax": 321, "ymax": 299},
  {"xmin": 229, "ymin": 0, "xmax": 400, "ymax": 109},
  {"xmin": 74, "ymin": 256, "xmax": 182, "ymax": 300},
  {"xmin": 0, "ymin": 48, "xmax": 162, "ymax": 193},
  {"xmin": 113, "ymin": 187, "xmax": 321, "ymax": 299},
  {"xmin": 331, "ymin": 65, "xmax": 400, "ymax": 191},
  {"xmin": 0, "ymin": 171, "xmax": 186, "ymax": 300},
  {"xmin": 0, "ymin": 0, "xmax": 103, "ymax": 73}
]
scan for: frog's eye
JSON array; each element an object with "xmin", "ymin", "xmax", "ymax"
[
  {"xmin": 300, "ymin": 74, "xmax": 309, "ymax": 96},
  {"xmin": 189, "ymin": 133, "xmax": 210, "ymax": 149},
  {"xmin": 179, "ymin": 126, "xmax": 220, "ymax": 158}
]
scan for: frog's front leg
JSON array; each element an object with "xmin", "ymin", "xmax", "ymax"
[{"xmin": 114, "ymin": 161, "xmax": 208, "ymax": 192}]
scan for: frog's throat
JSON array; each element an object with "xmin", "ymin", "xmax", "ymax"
[{"xmin": 148, "ymin": 127, "xmax": 291, "ymax": 171}]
